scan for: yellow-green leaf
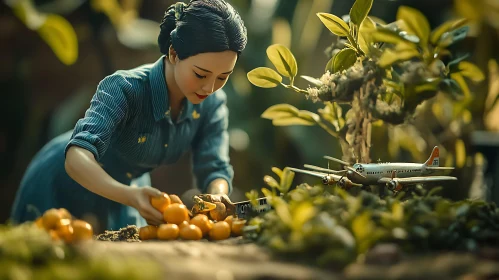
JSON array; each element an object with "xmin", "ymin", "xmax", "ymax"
[
  {"xmin": 37, "ymin": 14, "xmax": 79, "ymax": 65},
  {"xmin": 272, "ymin": 167, "xmax": 283, "ymax": 180},
  {"xmin": 396, "ymin": 6, "xmax": 431, "ymax": 46},
  {"xmin": 274, "ymin": 198, "xmax": 292, "ymax": 227},
  {"xmin": 317, "ymin": 12, "xmax": 350, "ymax": 37},
  {"xmin": 261, "ymin": 104, "xmax": 299, "ymax": 119},
  {"xmin": 263, "ymin": 175, "xmax": 280, "ymax": 189},
  {"xmin": 333, "ymin": 48, "xmax": 357, "ymax": 72},
  {"xmin": 458, "ymin": 61, "xmax": 485, "ymax": 82},
  {"xmin": 378, "ymin": 48, "xmax": 419, "ymax": 68},
  {"xmin": 272, "ymin": 117, "xmax": 316, "ymax": 126},
  {"xmin": 451, "ymin": 72, "xmax": 471, "ymax": 98},
  {"xmin": 392, "ymin": 201, "xmax": 404, "ymax": 222},
  {"xmin": 262, "ymin": 104, "xmax": 319, "ymax": 126},
  {"xmin": 349, "ymin": 0, "xmax": 373, "ymax": 26},
  {"xmin": 371, "ymin": 28, "xmax": 419, "ymax": 45},
  {"xmin": 455, "ymin": 139, "xmax": 466, "ymax": 168},
  {"xmin": 430, "ymin": 18, "xmax": 468, "ymax": 45},
  {"xmin": 266, "ymin": 44, "xmax": 298, "ymax": 79},
  {"xmin": 247, "ymin": 67, "xmax": 283, "ymax": 88},
  {"xmin": 291, "ymin": 202, "xmax": 316, "ymax": 231},
  {"xmin": 280, "ymin": 168, "xmax": 295, "ymax": 194},
  {"xmin": 298, "ymin": 111, "xmax": 320, "ymax": 123}
]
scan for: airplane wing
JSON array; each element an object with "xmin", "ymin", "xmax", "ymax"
[
  {"xmin": 287, "ymin": 167, "xmax": 329, "ymax": 178},
  {"xmin": 377, "ymin": 176, "xmax": 457, "ymax": 185}
]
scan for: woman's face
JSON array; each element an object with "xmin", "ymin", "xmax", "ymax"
[{"xmin": 172, "ymin": 50, "xmax": 238, "ymax": 104}]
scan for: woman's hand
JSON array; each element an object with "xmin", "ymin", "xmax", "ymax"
[{"xmin": 127, "ymin": 186, "xmax": 164, "ymax": 225}]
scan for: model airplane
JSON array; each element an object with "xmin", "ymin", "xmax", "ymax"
[{"xmin": 288, "ymin": 146, "xmax": 457, "ymax": 193}]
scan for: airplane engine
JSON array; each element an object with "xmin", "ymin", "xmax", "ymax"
[{"xmin": 387, "ymin": 180, "xmax": 403, "ymax": 192}]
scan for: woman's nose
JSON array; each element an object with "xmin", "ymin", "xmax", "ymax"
[{"xmin": 202, "ymin": 80, "xmax": 215, "ymax": 94}]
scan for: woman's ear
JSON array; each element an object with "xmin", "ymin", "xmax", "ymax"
[{"xmin": 168, "ymin": 45, "xmax": 179, "ymax": 65}]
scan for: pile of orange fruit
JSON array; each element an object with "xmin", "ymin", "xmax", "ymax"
[
  {"xmin": 139, "ymin": 193, "xmax": 246, "ymax": 241},
  {"xmin": 34, "ymin": 208, "xmax": 94, "ymax": 243}
]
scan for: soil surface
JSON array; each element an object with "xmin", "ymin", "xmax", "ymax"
[{"xmin": 87, "ymin": 227, "xmax": 499, "ymax": 280}]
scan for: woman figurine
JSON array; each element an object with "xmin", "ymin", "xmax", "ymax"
[{"xmin": 10, "ymin": 0, "xmax": 247, "ymax": 231}]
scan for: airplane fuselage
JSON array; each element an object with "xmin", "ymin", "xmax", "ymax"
[{"xmin": 349, "ymin": 163, "xmax": 435, "ymax": 184}]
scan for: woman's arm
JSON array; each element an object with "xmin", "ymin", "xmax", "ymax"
[
  {"xmin": 65, "ymin": 146, "xmax": 133, "ymax": 206},
  {"xmin": 65, "ymin": 146, "xmax": 164, "ymax": 225}
]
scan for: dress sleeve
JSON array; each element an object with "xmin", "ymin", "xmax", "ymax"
[
  {"xmin": 191, "ymin": 91, "xmax": 234, "ymax": 194},
  {"xmin": 65, "ymin": 74, "xmax": 130, "ymax": 161}
]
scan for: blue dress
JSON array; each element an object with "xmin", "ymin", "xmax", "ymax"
[{"xmin": 10, "ymin": 56, "xmax": 234, "ymax": 230}]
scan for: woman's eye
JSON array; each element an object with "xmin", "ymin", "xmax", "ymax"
[
  {"xmin": 194, "ymin": 72, "xmax": 206, "ymax": 79},
  {"xmin": 218, "ymin": 77, "xmax": 228, "ymax": 81}
]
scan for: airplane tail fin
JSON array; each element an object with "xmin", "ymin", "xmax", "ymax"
[{"xmin": 424, "ymin": 146, "xmax": 440, "ymax": 167}]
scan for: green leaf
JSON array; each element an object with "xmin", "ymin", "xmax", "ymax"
[
  {"xmin": 439, "ymin": 78, "xmax": 464, "ymax": 100},
  {"xmin": 325, "ymin": 56, "xmax": 334, "ymax": 72},
  {"xmin": 378, "ymin": 48, "xmax": 419, "ymax": 68},
  {"xmin": 317, "ymin": 13, "xmax": 350, "ymax": 37},
  {"xmin": 247, "ymin": 67, "xmax": 283, "ymax": 88},
  {"xmin": 447, "ymin": 54, "xmax": 470, "ymax": 73},
  {"xmin": 266, "ymin": 44, "xmax": 298, "ymax": 79},
  {"xmin": 396, "ymin": 6, "xmax": 431, "ymax": 46},
  {"xmin": 300, "ymin": 75, "xmax": 323, "ymax": 86},
  {"xmin": 458, "ymin": 61, "xmax": 485, "ymax": 82},
  {"xmin": 430, "ymin": 18, "xmax": 468, "ymax": 45},
  {"xmin": 333, "ymin": 48, "xmax": 357, "ymax": 73},
  {"xmin": 261, "ymin": 104, "xmax": 319, "ymax": 126},
  {"xmin": 349, "ymin": 0, "xmax": 373, "ymax": 26},
  {"xmin": 438, "ymin": 26, "xmax": 469, "ymax": 48}
]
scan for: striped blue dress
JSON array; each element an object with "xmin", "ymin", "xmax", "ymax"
[{"xmin": 10, "ymin": 56, "xmax": 234, "ymax": 230}]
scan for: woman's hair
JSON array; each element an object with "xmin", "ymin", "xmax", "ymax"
[{"xmin": 158, "ymin": 0, "xmax": 247, "ymax": 59}]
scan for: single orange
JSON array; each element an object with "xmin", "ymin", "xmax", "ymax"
[
  {"xmin": 179, "ymin": 224, "xmax": 203, "ymax": 240},
  {"xmin": 209, "ymin": 221, "xmax": 231, "ymax": 241},
  {"xmin": 190, "ymin": 214, "xmax": 213, "ymax": 236},
  {"xmin": 224, "ymin": 215, "xmax": 234, "ymax": 228},
  {"xmin": 163, "ymin": 203, "xmax": 189, "ymax": 225},
  {"xmin": 34, "ymin": 217, "xmax": 44, "ymax": 228},
  {"xmin": 209, "ymin": 202, "xmax": 227, "ymax": 221},
  {"xmin": 55, "ymin": 219, "xmax": 74, "ymax": 243},
  {"xmin": 72, "ymin": 220, "xmax": 94, "ymax": 242},
  {"xmin": 151, "ymin": 192, "xmax": 171, "ymax": 213},
  {"xmin": 42, "ymin": 208, "xmax": 62, "ymax": 230},
  {"xmin": 169, "ymin": 194, "xmax": 183, "ymax": 205},
  {"xmin": 58, "ymin": 208, "xmax": 72, "ymax": 220},
  {"xmin": 157, "ymin": 224, "xmax": 179, "ymax": 240},
  {"xmin": 178, "ymin": 220, "xmax": 190, "ymax": 229},
  {"xmin": 139, "ymin": 225, "xmax": 158, "ymax": 240},
  {"xmin": 231, "ymin": 219, "xmax": 246, "ymax": 237}
]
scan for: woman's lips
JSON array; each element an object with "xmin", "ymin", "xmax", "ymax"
[{"xmin": 195, "ymin": 93, "xmax": 208, "ymax": 100}]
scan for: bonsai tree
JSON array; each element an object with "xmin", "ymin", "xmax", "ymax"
[{"xmin": 247, "ymin": 0, "xmax": 484, "ymax": 165}]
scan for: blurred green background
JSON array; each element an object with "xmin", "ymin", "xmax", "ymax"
[{"xmin": 2, "ymin": 0, "xmax": 499, "ymax": 224}]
